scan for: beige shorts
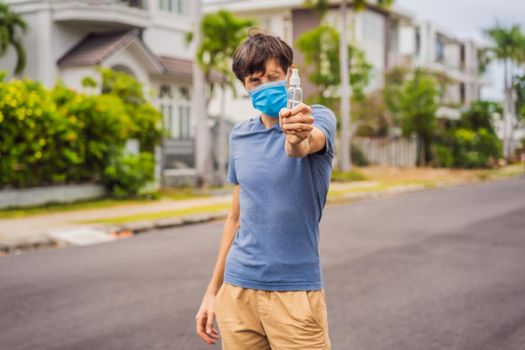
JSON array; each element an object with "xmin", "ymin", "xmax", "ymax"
[{"xmin": 215, "ymin": 282, "xmax": 331, "ymax": 349}]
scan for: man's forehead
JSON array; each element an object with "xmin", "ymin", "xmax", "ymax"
[{"xmin": 248, "ymin": 65, "xmax": 284, "ymax": 78}]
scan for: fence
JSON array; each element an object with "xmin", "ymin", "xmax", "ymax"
[{"xmin": 353, "ymin": 136, "xmax": 418, "ymax": 167}]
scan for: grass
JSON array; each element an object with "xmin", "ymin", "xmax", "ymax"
[
  {"xmin": 328, "ymin": 179, "xmax": 436, "ymax": 199},
  {"xmin": 158, "ymin": 186, "xmax": 213, "ymax": 200},
  {"xmin": 74, "ymin": 203, "xmax": 231, "ymax": 225},
  {"xmin": 0, "ymin": 187, "xmax": 215, "ymax": 220},
  {"xmin": 0, "ymin": 197, "xmax": 155, "ymax": 220},
  {"xmin": 487, "ymin": 164, "xmax": 524, "ymax": 178},
  {"xmin": 331, "ymin": 169, "xmax": 368, "ymax": 182}
]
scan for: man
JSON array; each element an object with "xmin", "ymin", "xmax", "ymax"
[{"xmin": 196, "ymin": 31, "xmax": 336, "ymax": 349}]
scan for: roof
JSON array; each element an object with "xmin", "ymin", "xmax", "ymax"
[
  {"xmin": 57, "ymin": 29, "xmax": 164, "ymax": 73},
  {"xmin": 159, "ymin": 55, "xmax": 193, "ymax": 80},
  {"xmin": 159, "ymin": 55, "xmax": 224, "ymax": 82},
  {"xmin": 58, "ymin": 29, "xmax": 223, "ymax": 82}
]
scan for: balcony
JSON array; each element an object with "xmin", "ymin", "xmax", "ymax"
[{"xmin": 51, "ymin": 0, "xmax": 151, "ymax": 29}]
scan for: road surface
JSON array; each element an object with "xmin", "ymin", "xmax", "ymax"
[{"xmin": 1, "ymin": 177, "xmax": 525, "ymax": 349}]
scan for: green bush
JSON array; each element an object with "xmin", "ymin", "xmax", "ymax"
[
  {"xmin": 102, "ymin": 151, "xmax": 155, "ymax": 199},
  {"xmin": 451, "ymin": 128, "xmax": 501, "ymax": 168},
  {"xmin": 432, "ymin": 144, "xmax": 453, "ymax": 168},
  {"xmin": 99, "ymin": 68, "xmax": 163, "ymax": 152},
  {"xmin": 433, "ymin": 101, "xmax": 503, "ymax": 169},
  {"xmin": 351, "ymin": 144, "xmax": 369, "ymax": 166},
  {"xmin": 0, "ymin": 70, "xmax": 163, "ymax": 192},
  {"xmin": 0, "ymin": 79, "xmax": 68, "ymax": 188}
]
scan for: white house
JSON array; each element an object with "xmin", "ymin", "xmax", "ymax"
[{"xmin": 0, "ymin": 0, "xmax": 203, "ymax": 186}]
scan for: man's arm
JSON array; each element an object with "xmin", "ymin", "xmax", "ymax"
[
  {"xmin": 205, "ymin": 184, "xmax": 240, "ymax": 295},
  {"xmin": 196, "ymin": 184, "xmax": 240, "ymax": 345},
  {"xmin": 284, "ymin": 127, "xmax": 326, "ymax": 157},
  {"xmin": 280, "ymin": 103, "xmax": 326, "ymax": 157}
]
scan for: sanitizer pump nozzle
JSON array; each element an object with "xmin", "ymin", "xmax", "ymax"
[{"xmin": 287, "ymin": 68, "xmax": 303, "ymax": 110}]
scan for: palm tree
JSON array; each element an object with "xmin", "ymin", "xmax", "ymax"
[
  {"xmin": 194, "ymin": 10, "xmax": 254, "ymax": 185},
  {"xmin": 484, "ymin": 24, "xmax": 525, "ymax": 158},
  {"xmin": 188, "ymin": 10, "xmax": 254, "ymax": 186},
  {"xmin": 0, "ymin": 2, "xmax": 27, "ymax": 75},
  {"xmin": 306, "ymin": 0, "xmax": 393, "ymax": 171}
]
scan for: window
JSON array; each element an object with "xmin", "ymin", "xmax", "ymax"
[
  {"xmin": 415, "ymin": 29, "xmax": 421, "ymax": 56},
  {"xmin": 460, "ymin": 82, "xmax": 466, "ymax": 105},
  {"xmin": 179, "ymin": 86, "xmax": 190, "ymax": 100},
  {"xmin": 160, "ymin": 85, "xmax": 192, "ymax": 139},
  {"xmin": 175, "ymin": 86, "xmax": 192, "ymax": 139},
  {"xmin": 436, "ymin": 36, "xmax": 445, "ymax": 63},
  {"xmin": 159, "ymin": 0, "xmax": 186, "ymax": 14},
  {"xmin": 460, "ymin": 44, "xmax": 466, "ymax": 70},
  {"xmin": 159, "ymin": 84, "xmax": 173, "ymax": 99},
  {"xmin": 161, "ymin": 104, "xmax": 176, "ymax": 138},
  {"xmin": 178, "ymin": 105, "xmax": 191, "ymax": 139}
]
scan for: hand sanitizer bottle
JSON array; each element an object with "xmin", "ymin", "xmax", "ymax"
[{"xmin": 287, "ymin": 68, "xmax": 303, "ymax": 109}]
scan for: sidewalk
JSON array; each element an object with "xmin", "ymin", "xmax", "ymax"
[
  {"xmin": 1, "ymin": 165, "xmax": 522, "ymax": 255},
  {"xmin": 0, "ymin": 194, "xmax": 232, "ymax": 253},
  {"xmin": 0, "ymin": 181, "xmax": 408, "ymax": 254}
]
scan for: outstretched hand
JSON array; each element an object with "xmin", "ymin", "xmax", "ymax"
[{"xmin": 279, "ymin": 103, "xmax": 314, "ymax": 145}]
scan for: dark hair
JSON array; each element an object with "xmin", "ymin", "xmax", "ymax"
[{"xmin": 232, "ymin": 29, "xmax": 293, "ymax": 84}]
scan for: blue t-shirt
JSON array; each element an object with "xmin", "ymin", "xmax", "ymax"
[{"xmin": 224, "ymin": 104, "xmax": 336, "ymax": 291}]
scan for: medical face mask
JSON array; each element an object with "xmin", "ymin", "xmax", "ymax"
[{"xmin": 247, "ymin": 79, "xmax": 288, "ymax": 118}]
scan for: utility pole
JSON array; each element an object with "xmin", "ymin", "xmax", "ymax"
[
  {"xmin": 192, "ymin": 0, "xmax": 211, "ymax": 188},
  {"xmin": 339, "ymin": 0, "xmax": 352, "ymax": 171}
]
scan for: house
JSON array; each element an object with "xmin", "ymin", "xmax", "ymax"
[
  {"xmin": 204, "ymin": 0, "xmax": 487, "ymax": 123},
  {"xmin": 392, "ymin": 20, "xmax": 487, "ymax": 119},
  {"xmin": 0, "ymin": 0, "xmax": 203, "ymax": 187}
]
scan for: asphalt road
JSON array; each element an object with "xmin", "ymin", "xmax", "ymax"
[{"xmin": 1, "ymin": 177, "xmax": 525, "ymax": 350}]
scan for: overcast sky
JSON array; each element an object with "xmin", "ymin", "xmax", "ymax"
[{"xmin": 396, "ymin": 0, "xmax": 525, "ymax": 42}]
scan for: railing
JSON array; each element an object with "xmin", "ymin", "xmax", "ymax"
[
  {"xmin": 50, "ymin": 0, "xmax": 148, "ymax": 10},
  {"xmin": 121, "ymin": 0, "xmax": 147, "ymax": 10},
  {"xmin": 353, "ymin": 136, "xmax": 418, "ymax": 167},
  {"xmin": 50, "ymin": 0, "xmax": 151, "ymax": 27}
]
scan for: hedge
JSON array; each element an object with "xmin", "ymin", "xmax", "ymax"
[{"xmin": 0, "ymin": 69, "xmax": 163, "ymax": 197}]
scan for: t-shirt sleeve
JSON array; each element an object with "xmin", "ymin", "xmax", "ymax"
[
  {"xmin": 311, "ymin": 105, "xmax": 336, "ymax": 158},
  {"xmin": 226, "ymin": 132, "xmax": 239, "ymax": 184}
]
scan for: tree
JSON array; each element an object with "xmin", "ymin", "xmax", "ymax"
[
  {"xmin": 398, "ymin": 69, "xmax": 438, "ymax": 166},
  {"xmin": 305, "ymin": 0, "xmax": 394, "ymax": 171},
  {"xmin": 295, "ymin": 24, "xmax": 371, "ymax": 110},
  {"xmin": 352, "ymin": 91, "xmax": 389, "ymax": 137},
  {"xmin": 484, "ymin": 24, "xmax": 525, "ymax": 158},
  {"xmin": 383, "ymin": 65, "xmax": 410, "ymax": 127},
  {"xmin": 98, "ymin": 67, "xmax": 163, "ymax": 153},
  {"xmin": 459, "ymin": 100, "xmax": 501, "ymax": 134},
  {"xmin": 190, "ymin": 0, "xmax": 209, "ymax": 189},
  {"xmin": 0, "ymin": 3, "xmax": 27, "ymax": 75},
  {"xmin": 444, "ymin": 101, "xmax": 503, "ymax": 169},
  {"xmin": 513, "ymin": 74, "xmax": 525, "ymax": 123},
  {"xmin": 188, "ymin": 9, "xmax": 254, "ymax": 186}
]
